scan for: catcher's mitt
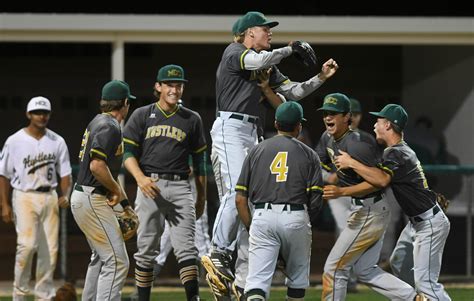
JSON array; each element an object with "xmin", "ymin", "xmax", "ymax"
[
  {"xmin": 436, "ymin": 192, "xmax": 450, "ymax": 213},
  {"xmin": 116, "ymin": 206, "xmax": 139, "ymax": 241},
  {"xmin": 291, "ymin": 41, "xmax": 317, "ymax": 69}
]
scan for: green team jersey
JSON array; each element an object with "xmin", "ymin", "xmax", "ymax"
[
  {"xmin": 77, "ymin": 113, "xmax": 123, "ymax": 188},
  {"xmin": 235, "ymin": 134, "xmax": 323, "ymax": 215},
  {"xmin": 379, "ymin": 141, "xmax": 437, "ymax": 216}
]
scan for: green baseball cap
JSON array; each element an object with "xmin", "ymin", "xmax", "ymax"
[
  {"xmin": 370, "ymin": 104, "xmax": 408, "ymax": 130},
  {"xmin": 232, "ymin": 17, "xmax": 242, "ymax": 35},
  {"xmin": 101, "ymin": 80, "xmax": 136, "ymax": 101},
  {"xmin": 349, "ymin": 98, "xmax": 362, "ymax": 113},
  {"xmin": 156, "ymin": 64, "xmax": 188, "ymax": 82},
  {"xmin": 236, "ymin": 11, "xmax": 279, "ymax": 34},
  {"xmin": 317, "ymin": 93, "xmax": 351, "ymax": 113},
  {"xmin": 275, "ymin": 101, "xmax": 306, "ymax": 125}
]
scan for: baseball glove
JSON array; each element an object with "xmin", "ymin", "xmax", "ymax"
[
  {"xmin": 291, "ymin": 41, "xmax": 317, "ymax": 69},
  {"xmin": 436, "ymin": 192, "xmax": 450, "ymax": 213},
  {"xmin": 116, "ymin": 206, "xmax": 139, "ymax": 241}
]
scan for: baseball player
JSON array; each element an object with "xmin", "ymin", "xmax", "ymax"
[
  {"xmin": 317, "ymin": 93, "xmax": 419, "ymax": 301},
  {"xmin": 203, "ymin": 10, "xmax": 338, "ymax": 294},
  {"xmin": 314, "ymin": 97, "xmax": 378, "ymax": 293},
  {"xmin": 123, "ymin": 64, "xmax": 207, "ymax": 301},
  {"xmin": 70, "ymin": 80, "xmax": 134, "ymax": 301},
  {"xmin": 0, "ymin": 96, "xmax": 72, "ymax": 301},
  {"xmin": 332, "ymin": 104, "xmax": 451, "ymax": 300},
  {"xmin": 235, "ymin": 101, "xmax": 323, "ymax": 301}
]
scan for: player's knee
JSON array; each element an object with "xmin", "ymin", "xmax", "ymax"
[
  {"xmin": 17, "ymin": 241, "xmax": 37, "ymax": 256},
  {"xmin": 245, "ymin": 288, "xmax": 266, "ymax": 301},
  {"xmin": 286, "ymin": 287, "xmax": 305, "ymax": 300}
]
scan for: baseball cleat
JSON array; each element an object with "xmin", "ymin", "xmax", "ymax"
[
  {"xmin": 201, "ymin": 252, "xmax": 235, "ymax": 282},
  {"xmin": 206, "ymin": 273, "xmax": 232, "ymax": 301}
]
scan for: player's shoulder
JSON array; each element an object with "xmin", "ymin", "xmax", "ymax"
[
  {"xmin": 178, "ymin": 105, "xmax": 202, "ymax": 121},
  {"xmin": 44, "ymin": 128, "xmax": 65, "ymax": 142},
  {"xmin": 223, "ymin": 42, "xmax": 247, "ymax": 58},
  {"xmin": 4, "ymin": 128, "xmax": 26, "ymax": 143},
  {"xmin": 130, "ymin": 103, "xmax": 155, "ymax": 118},
  {"xmin": 384, "ymin": 141, "xmax": 413, "ymax": 159}
]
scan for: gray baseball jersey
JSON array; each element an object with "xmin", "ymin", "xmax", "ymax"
[
  {"xmin": 76, "ymin": 113, "xmax": 123, "ymax": 186},
  {"xmin": 324, "ymin": 130, "xmax": 381, "ymax": 193},
  {"xmin": 216, "ymin": 43, "xmax": 288, "ymax": 116},
  {"xmin": 236, "ymin": 134, "xmax": 323, "ymax": 215},
  {"xmin": 378, "ymin": 141, "xmax": 436, "ymax": 216},
  {"xmin": 123, "ymin": 103, "xmax": 206, "ymax": 175}
]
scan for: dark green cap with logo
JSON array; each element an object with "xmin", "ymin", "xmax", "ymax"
[
  {"xmin": 275, "ymin": 101, "xmax": 306, "ymax": 125},
  {"xmin": 232, "ymin": 17, "xmax": 242, "ymax": 35},
  {"xmin": 370, "ymin": 104, "xmax": 408, "ymax": 130},
  {"xmin": 317, "ymin": 93, "xmax": 351, "ymax": 113},
  {"xmin": 236, "ymin": 11, "xmax": 279, "ymax": 34},
  {"xmin": 157, "ymin": 64, "xmax": 188, "ymax": 82},
  {"xmin": 101, "ymin": 80, "xmax": 136, "ymax": 101},
  {"xmin": 349, "ymin": 98, "xmax": 362, "ymax": 113}
]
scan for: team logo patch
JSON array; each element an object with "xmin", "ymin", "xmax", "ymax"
[
  {"xmin": 150, "ymin": 113, "xmax": 156, "ymax": 118},
  {"xmin": 324, "ymin": 97, "xmax": 338, "ymax": 105},
  {"xmin": 167, "ymin": 69, "xmax": 182, "ymax": 78}
]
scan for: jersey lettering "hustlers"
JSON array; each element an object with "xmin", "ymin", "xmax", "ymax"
[
  {"xmin": 145, "ymin": 125, "xmax": 186, "ymax": 142},
  {"xmin": 123, "ymin": 103, "xmax": 206, "ymax": 175}
]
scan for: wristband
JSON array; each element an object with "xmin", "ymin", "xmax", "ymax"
[{"xmin": 120, "ymin": 199, "xmax": 130, "ymax": 208}]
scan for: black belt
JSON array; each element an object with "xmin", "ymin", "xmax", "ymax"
[
  {"xmin": 35, "ymin": 186, "xmax": 52, "ymax": 192},
  {"xmin": 74, "ymin": 184, "xmax": 108, "ymax": 196},
  {"xmin": 410, "ymin": 205, "xmax": 440, "ymax": 223},
  {"xmin": 352, "ymin": 193, "xmax": 383, "ymax": 206},
  {"xmin": 217, "ymin": 112, "xmax": 258, "ymax": 124},
  {"xmin": 158, "ymin": 173, "xmax": 189, "ymax": 181},
  {"xmin": 254, "ymin": 203, "xmax": 305, "ymax": 211}
]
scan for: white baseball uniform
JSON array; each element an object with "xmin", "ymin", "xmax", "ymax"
[{"xmin": 0, "ymin": 128, "xmax": 71, "ymax": 301}]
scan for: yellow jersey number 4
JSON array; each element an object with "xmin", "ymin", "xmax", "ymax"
[{"xmin": 270, "ymin": 152, "xmax": 289, "ymax": 182}]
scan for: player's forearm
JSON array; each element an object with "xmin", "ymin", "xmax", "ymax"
[
  {"xmin": 194, "ymin": 175, "xmax": 207, "ymax": 219},
  {"xmin": 276, "ymin": 77, "xmax": 324, "ymax": 101},
  {"xmin": 59, "ymin": 174, "xmax": 72, "ymax": 198},
  {"xmin": 0, "ymin": 176, "xmax": 10, "ymax": 206},
  {"xmin": 123, "ymin": 156, "xmax": 146, "ymax": 182},
  {"xmin": 243, "ymin": 46, "xmax": 292, "ymax": 70},
  {"xmin": 89, "ymin": 159, "xmax": 121, "ymax": 195},
  {"xmin": 261, "ymin": 89, "xmax": 284, "ymax": 109},
  {"xmin": 235, "ymin": 193, "xmax": 251, "ymax": 230},
  {"xmin": 348, "ymin": 159, "xmax": 391, "ymax": 188}
]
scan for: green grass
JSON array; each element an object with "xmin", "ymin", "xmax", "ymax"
[{"xmin": 1, "ymin": 288, "xmax": 473, "ymax": 301}]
